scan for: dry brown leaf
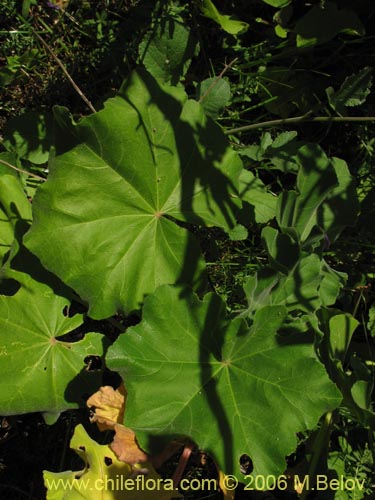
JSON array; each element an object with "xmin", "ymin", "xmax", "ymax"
[
  {"xmin": 111, "ymin": 423, "xmax": 149, "ymax": 465},
  {"xmin": 87, "ymin": 384, "xmax": 126, "ymax": 430}
]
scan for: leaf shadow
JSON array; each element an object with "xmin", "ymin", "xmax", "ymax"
[
  {"xmin": 120, "ymin": 70, "xmax": 240, "ymax": 471},
  {"xmin": 120, "ymin": 69, "xmax": 240, "ymax": 295}
]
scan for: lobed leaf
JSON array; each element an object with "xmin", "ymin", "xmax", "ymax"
[
  {"xmin": 25, "ymin": 70, "xmax": 243, "ymax": 319},
  {"xmin": 0, "ymin": 275, "xmax": 104, "ymax": 415},
  {"xmin": 44, "ymin": 424, "xmax": 176, "ymax": 500},
  {"xmin": 107, "ymin": 285, "xmax": 341, "ymax": 478}
]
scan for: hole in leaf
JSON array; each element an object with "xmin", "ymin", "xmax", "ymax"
[
  {"xmin": 84, "ymin": 355, "xmax": 102, "ymax": 371},
  {"xmin": 104, "ymin": 457, "xmax": 113, "ymax": 466},
  {"xmin": 239, "ymin": 454, "xmax": 253, "ymax": 475},
  {"xmin": 55, "ymin": 329, "xmax": 84, "ymax": 343},
  {"xmin": 63, "ymin": 305, "xmax": 69, "ymax": 317},
  {"xmin": 0, "ymin": 278, "xmax": 20, "ymax": 296},
  {"xmin": 78, "ymin": 446, "xmax": 86, "ymax": 452}
]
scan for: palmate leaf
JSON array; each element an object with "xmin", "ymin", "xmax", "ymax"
[
  {"xmin": 25, "ymin": 70, "xmax": 242, "ymax": 319},
  {"xmin": 0, "ymin": 275, "xmax": 104, "ymax": 415},
  {"xmin": 107, "ymin": 286, "xmax": 341, "ymax": 478}
]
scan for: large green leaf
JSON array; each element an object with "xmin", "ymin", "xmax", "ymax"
[
  {"xmin": 25, "ymin": 70, "xmax": 242, "ymax": 319},
  {"xmin": 0, "ymin": 275, "xmax": 104, "ymax": 415},
  {"xmin": 107, "ymin": 286, "xmax": 341, "ymax": 478}
]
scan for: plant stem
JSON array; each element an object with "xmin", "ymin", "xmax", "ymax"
[
  {"xmin": 0, "ymin": 158, "xmax": 46, "ymax": 181},
  {"xmin": 224, "ymin": 115, "xmax": 375, "ymax": 135},
  {"xmin": 32, "ymin": 28, "xmax": 97, "ymax": 114},
  {"xmin": 300, "ymin": 411, "xmax": 334, "ymax": 500}
]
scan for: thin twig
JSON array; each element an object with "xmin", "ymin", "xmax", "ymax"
[
  {"xmin": 199, "ymin": 57, "xmax": 238, "ymax": 104},
  {"xmin": 224, "ymin": 114, "xmax": 375, "ymax": 135},
  {"xmin": 32, "ymin": 29, "xmax": 96, "ymax": 114},
  {"xmin": 0, "ymin": 158, "xmax": 46, "ymax": 181},
  {"xmin": 171, "ymin": 441, "xmax": 195, "ymax": 488}
]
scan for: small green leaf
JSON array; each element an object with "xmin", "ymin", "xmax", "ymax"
[
  {"xmin": 271, "ymin": 131, "xmax": 298, "ymax": 149},
  {"xmin": 328, "ymin": 314, "xmax": 359, "ymax": 362},
  {"xmin": 326, "ymin": 67, "xmax": 373, "ymax": 115},
  {"xmin": 200, "ymin": 0, "xmax": 249, "ymax": 35},
  {"xmin": 368, "ymin": 304, "xmax": 375, "ymax": 338},
  {"xmin": 3, "ymin": 111, "xmax": 54, "ymax": 164},
  {"xmin": 139, "ymin": 17, "xmax": 198, "ymax": 85},
  {"xmin": 274, "ymin": 24, "xmax": 288, "ymax": 38},
  {"xmin": 107, "ymin": 286, "xmax": 341, "ymax": 478},
  {"xmin": 261, "ymin": 0, "xmax": 291, "ymax": 7},
  {"xmin": 318, "ymin": 157, "xmax": 359, "ymax": 243},
  {"xmin": 243, "ymin": 254, "xmax": 323, "ymax": 315},
  {"xmin": 228, "ymin": 223, "xmax": 248, "ymax": 241},
  {"xmin": 351, "ymin": 381, "xmax": 371, "ymax": 411},
  {"xmin": 277, "ymin": 144, "xmax": 338, "ymax": 244},
  {"xmin": 197, "ymin": 77, "xmax": 231, "ymax": 120},
  {"xmin": 261, "ymin": 226, "xmax": 299, "ymax": 273},
  {"xmin": 319, "ymin": 261, "xmax": 347, "ymax": 307},
  {"xmin": 0, "ymin": 153, "xmax": 32, "ymax": 265},
  {"xmin": 239, "ymin": 170, "xmax": 277, "ymax": 224}
]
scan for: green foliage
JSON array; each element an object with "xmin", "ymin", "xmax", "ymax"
[
  {"xmin": 139, "ymin": 14, "xmax": 198, "ymax": 85},
  {"xmin": 43, "ymin": 424, "xmax": 176, "ymax": 500},
  {"xmin": 107, "ymin": 286, "xmax": 340, "ymax": 478},
  {"xmin": 0, "ymin": 152, "xmax": 32, "ymax": 264},
  {"xmin": 295, "ymin": 2, "xmax": 365, "ymax": 48},
  {"xmin": 198, "ymin": 0, "xmax": 249, "ymax": 35},
  {"xmin": 3, "ymin": 111, "xmax": 54, "ymax": 164},
  {"xmin": 197, "ymin": 77, "xmax": 231, "ymax": 120},
  {"xmin": 25, "ymin": 70, "xmax": 242, "ymax": 319},
  {"xmin": 1, "ymin": 0, "xmax": 375, "ymax": 498},
  {"xmin": 0, "ymin": 275, "xmax": 104, "ymax": 415},
  {"xmin": 326, "ymin": 67, "xmax": 373, "ymax": 116}
]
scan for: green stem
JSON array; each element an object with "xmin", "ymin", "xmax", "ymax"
[
  {"xmin": 224, "ymin": 116, "xmax": 375, "ymax": 135},
  {"xmin": 0, "ymin": 158, "xmax": 46, "ymax": 181},
  {"xmin": 300, "ymin": 411, "xmax": 334, "ymax": 500}
]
